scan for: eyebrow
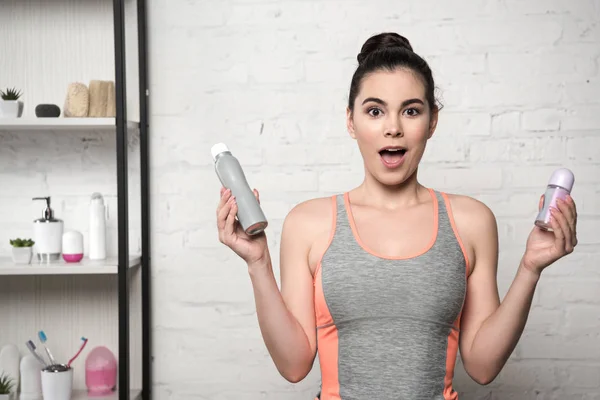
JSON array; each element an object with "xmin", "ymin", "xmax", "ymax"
[{"xmin": 361, "ymin": 97, "xmax": 425, "ymax": 108}]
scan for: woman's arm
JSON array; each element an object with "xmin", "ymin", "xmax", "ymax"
[
  {"xmin": 217, "ymin": 188, "xmax": 325, "ymax": 383},
  {"xmin": 451, "ymin": 194, "xmax": 577, "ymax": 385},
  {"xmin": 454, "ymin": 198, "xmax": 537, "ymax": 384},
  {"xmin": 249, "ymin": 198, "xmax": 332, "ymax": 382}
]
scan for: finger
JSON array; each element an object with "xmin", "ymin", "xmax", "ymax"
[
  {"xmin": 549, "ymin": 208, "xmax": 565, "ymax": 245},
  {"xmin": 216, "ymin": 189, "xmax": 232, "ymax": 215},
  {"xmin": 217, "ymin": 193, "xmax": 233, "ymax": 231},
  {"xmin": 538, "ymin": 194, "xmax": 544, "ymax": 211},
  {"xmin": 567, "ymin": 195, "xmax": 578, "ymax": 225},
  {"xmin": 568, "ymin": 194, "xmax": 577, "ymax": 217},
  {"xmin": 254, "ymin": 189, "xmax": 260, "ymax": 204},
  {"xmin": 567, "ymin": 195, "xmax": 578, "ymax": 246},
  {"xmin": 557, "ymin": 198, "xmax": 576, "ymax": 240},
  {"xmin": 551, "ymin": 207, "xmax": 573, "ymax": 253},
  {"xmin": 224, "ymin": 197, "xmax": 237, "ymax": 237}
]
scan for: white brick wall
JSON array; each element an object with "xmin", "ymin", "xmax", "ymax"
[{"xmin": 148, "ymin": 0, "xmax": 600, "ymax": 398}]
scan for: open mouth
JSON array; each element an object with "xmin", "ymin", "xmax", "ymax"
[{"xmin": 379, "ymin": 147, "xmax": 407, "ymax": 168}]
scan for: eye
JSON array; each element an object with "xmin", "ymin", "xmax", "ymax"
[
  {"xmin": 403, "ymin": 107, "xmax": 420, "ymax": 117},
  {"xmin": 367, "ymin": 107, "xmax": 383, "ymax": 118}
]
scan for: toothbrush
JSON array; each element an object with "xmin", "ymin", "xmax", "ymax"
[
  {"xmin": 26, "ymin": 340, "xmax": 48, "ymax": 367},
  {"xmin": 38, "ymin": 331, "xmax": 57, "ymax": 365},
  {"xmin": 67, "ymin": 337, "xmax": 88, "ymax": 368}
]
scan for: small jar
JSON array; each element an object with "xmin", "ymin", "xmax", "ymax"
[
  {"xmin": 62, "ymin": 231, "xmax": 84, "ymax": 263},
  {"xmin": 534, "ymin": 168, "xmax": 575, "ymax": 231}
]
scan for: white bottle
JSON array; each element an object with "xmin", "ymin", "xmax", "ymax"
[
  {"xmin": 211, "ymin": 143, "xmax": 268, "ymax": 235},
  {"xmin": 20, "ymin": 355, "xmax": 43, "ymax": 400},
  {"xmin": 32, "ymin": 197, "xmax": 63, "ymax": 262},
  {"xmin": 89, "ymin": 192, "xmax": 107, "ymax": 260}
]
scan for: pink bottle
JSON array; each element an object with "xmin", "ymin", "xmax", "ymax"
[
  {"xmin": 85, "ymin": 346, "xmax": 117, "ymax": 396},
  {"xmin": 535, "ymin": 168, "xmax": 575, "ymax": 231}
]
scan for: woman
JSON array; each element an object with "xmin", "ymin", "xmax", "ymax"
[{"xmin": 216, "ymin": 32, "xmax": 578, "ymax": 399}]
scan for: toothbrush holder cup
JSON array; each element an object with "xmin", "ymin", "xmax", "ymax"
[{"xmin": 41, "ymin": 365, "xmax": 73, "ymax": 400}]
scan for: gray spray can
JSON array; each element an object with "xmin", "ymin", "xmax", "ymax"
[{"xmin": 211, "ymin": 143, "xmax": 268, "ymax": 236}]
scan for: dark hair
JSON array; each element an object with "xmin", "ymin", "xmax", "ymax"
[{"xmin": 348, "ymin": 32, "xmax": 440, "ymax": 114}]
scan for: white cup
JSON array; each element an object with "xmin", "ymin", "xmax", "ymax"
[{"xmin": 40, "ymin": 366, "xmax": 73, "ymax": 400}]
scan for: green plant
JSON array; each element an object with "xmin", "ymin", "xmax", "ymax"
[
  {"xmin": 0, "ymin": 372, "xmax": 14, "ymax": 394},
  {"xmin": 9, "ymin": 238, "xmax": 35, "ymax": 247},
  {"xmin": 0, "ymin": 87, "xmax": 22, "ymax": 101}
]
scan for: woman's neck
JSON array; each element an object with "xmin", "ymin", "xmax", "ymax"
[{"xmin": 351, "ymin": 168, "xmax": 428, "ymax": 210}]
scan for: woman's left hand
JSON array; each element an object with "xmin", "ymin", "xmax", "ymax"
[{"xmin": 522, "ymin": 194, "xmax": 578, "ymax": 275}]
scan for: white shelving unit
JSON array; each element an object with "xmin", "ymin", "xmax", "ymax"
[
  {"xmin": 16, "ymin": 389, "xmax": 142, "ymax": 400},
  {"xmin": 0, "ymin": 256, "xmax": 141, "ymax": 276},
  {"xmin": 71, "ymin": 390, "xmax": 142, "ymax": 400},
  {"xmin": 0, "ymin": 118, "xmax": 139, "ymax": 131},
  {"xmin": 81, "ymin": 390, "xmax": 141, "ymax": 400},
  {"xmin": 0, "ymin": 1, "xmax": 150, "ymax": 400}
]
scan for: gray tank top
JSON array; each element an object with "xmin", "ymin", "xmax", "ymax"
[{"xmin": 313, "ymin": 188, "xmax": 469, "ymax": 400}]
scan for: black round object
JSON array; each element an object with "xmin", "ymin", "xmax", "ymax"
[{"xmin": 35, "ymin": 104, "xmax": 61, "ymax": 118}]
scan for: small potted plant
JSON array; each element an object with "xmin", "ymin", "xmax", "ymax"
[
  {"xmin": 0, "ymin": 372, "xmax": 15, "ymax": 400},
  {"xmin": 10, "ymin": 238, "xmax": 35, "ymax": 265},
  {"xmin": 0, "ymin": 87, "xmax": 24, "ymax": 118}
]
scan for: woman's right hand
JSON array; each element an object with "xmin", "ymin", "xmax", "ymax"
[{"xmin": 216, "ymin": 187, "xmax": 269, "ymax": 266}]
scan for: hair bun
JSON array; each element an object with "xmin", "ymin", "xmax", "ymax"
[{"xmin": 357, "ymin": 32, "xmax": 413, "ymax": 65}]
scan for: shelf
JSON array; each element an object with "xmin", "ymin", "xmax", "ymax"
[
  {"xmin": 0, "ymin": 255, "xmax": 141, "ymax": 276},
  {"xmin": 72, "ymin": 389, "xmax": 142, "ymax": 400},
  {"xmin": 16, "ymin": 389, "xmax": 142, "ymax": 400},
  {"xmin": 0, "ymin": 118, "xmax": 139, "ymax": 131}
]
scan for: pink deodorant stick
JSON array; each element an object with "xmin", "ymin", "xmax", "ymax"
[{"xmin": 534, "ymin": 168, "xmax": 575, "ymax": 231}]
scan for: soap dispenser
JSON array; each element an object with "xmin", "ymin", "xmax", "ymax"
[{"xmin": 32, "ymin": 196, "xmax": 63, "ymax": 262}]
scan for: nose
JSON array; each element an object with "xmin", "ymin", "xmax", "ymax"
[{"xmin": 384, "ymin": 118, "xmax": 403, "ymax": 138}]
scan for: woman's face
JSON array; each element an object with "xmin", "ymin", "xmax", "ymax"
[{"xmin": 347, "ymin": 68, "xmax": 438, "ymax": 187}]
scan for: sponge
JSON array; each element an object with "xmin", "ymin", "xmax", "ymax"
[
  {"xmin": 88, "ymin": 80, "xmax": 109, "ymax": 117},
  {"xmin": 106, "ymin": 81, "xmax": 116, "ymax": 117},
  {"xmin": 88, "ymin": 80, "xmax": 117, "ymax": 117},
  {"xmin": 63, "ymin": 82, "xmax": 89, "ymax": 117}
]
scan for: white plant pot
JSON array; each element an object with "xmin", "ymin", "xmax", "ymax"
[
  {"xmin": 0, "ymin": 393, "xmax": 12, "ymax": 400},
  {"xmin": 0, "ymin": 100, "xmax": 24, "ymax": 118},
  {"xmin": 12, "ymin": 247, "xmax": 33, "ymax": 265}
]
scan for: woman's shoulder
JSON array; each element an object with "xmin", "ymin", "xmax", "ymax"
[
  {"xmin": 281, "ymin": 195, "xmax": 339, "ymax": 274},
  {"xmin": 443, "ymin": 192, "xmax": 497, "ymax": 226},
  {"xmin": 283, "ymin": 195, "xmax": 337, "ymax": 232},
  {"xmin": 441, "ymin": 192, "xmax": 499, "ymax": 271}
]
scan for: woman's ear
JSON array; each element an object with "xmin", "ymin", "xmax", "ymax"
[
  {"xmin": 428, "ymin": 107, "xmax": 439, "ymax": 139},
  {"xmin": 346, "ymin": 107, "xmax": 356, "ymax": 139}
]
